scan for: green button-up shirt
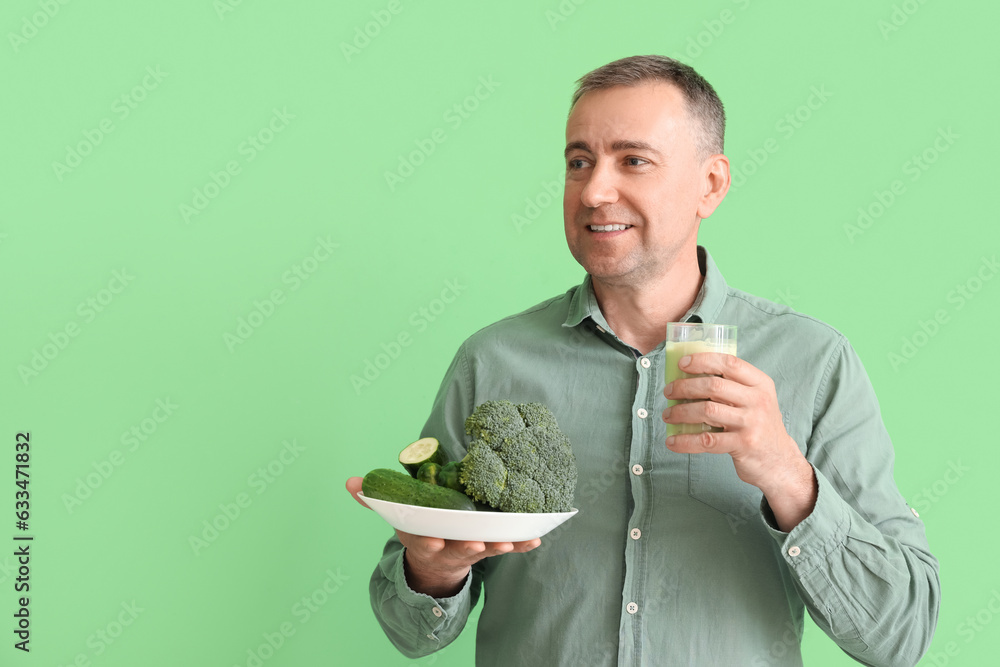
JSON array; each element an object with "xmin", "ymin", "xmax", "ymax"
[{"xmin": 369, "ymin": 247, "xmax": 939, "ymax": 666}]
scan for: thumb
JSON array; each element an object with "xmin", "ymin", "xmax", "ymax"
[{"xmin": 346, "ymin": 477, "xmax": 370, "ymax": 509}]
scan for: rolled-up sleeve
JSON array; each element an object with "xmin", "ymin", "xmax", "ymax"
[
  {"xmin": 368, "ymin": 342, "xmax": 482, "ymax": 658},
  {"xmin": 762, "ymin": 338, "xmax": 940, "ymax": 667},
  {"xmin": 369, "ymin": 535, "xmax": 480, "ymax": 658}
]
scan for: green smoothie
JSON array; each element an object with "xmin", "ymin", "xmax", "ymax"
[{"xmin": 665, "ymin": 338, "xmax": 737, "ymax": 436}]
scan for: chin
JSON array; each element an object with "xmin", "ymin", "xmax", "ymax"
[{"xmin": 584, "ymin": 262, "xmax": 634, "ymax": 283}]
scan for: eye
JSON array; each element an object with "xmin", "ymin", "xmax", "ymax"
[
  {"xmin": 626, "ymin": 157, "xmax": 648, "ymax": 167},
  {"xmin": 567, "ymin": 157, "xmax": 589, "ymax": 170}
]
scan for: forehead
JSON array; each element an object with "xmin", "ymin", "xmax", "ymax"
[{"xmin": 565, "ymin": 83, "xmax": 691, "ymax": 149}]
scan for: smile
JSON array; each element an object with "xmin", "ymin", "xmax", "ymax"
[{"xmin": 588, "ymin": 224, "xmax": 632, "ymax": 232}]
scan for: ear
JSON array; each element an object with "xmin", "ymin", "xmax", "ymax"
[{"xmin": 696, "ymin": 153, "xmax": 730, "ymax": 220}]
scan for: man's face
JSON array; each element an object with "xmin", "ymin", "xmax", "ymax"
[{"xmin": 563, "ymin": 82, "xmax": 720, "ymax": 286}]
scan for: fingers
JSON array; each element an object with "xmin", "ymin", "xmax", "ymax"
[
  {"xmin": 399, "ymin": 532, "xmax": 486, "ymax": 564},
  {"xmin": 345, "ymin": 477, "xmax": 370, "ymax": 508},
  {"xmin": 665, "ymin": 373, "xmax": 749, "ymax": 406},
  {"xmin": 396, "ymin": 531, "xmax": 542, "ymax": 598},
  {"xmin": 465, "ymin": 541, "xmax": 510, "ymax": 558},
  {"xmin": 663, "ymin": 396, "xmax": 743, "ymax": 432},
  {"xmin": 671, "ymin": 352, "xmax": 761, "ymax": 387},
  {"xmin": 665, "ymin": 429, "xmax": 739, "ymax": 454},
  {"xmin": 511, "ymin": 538, "xmax": 542, "ymax": 553},
  {"xmin": 398, "ymin": 530, "xmax": 540, "ymax": 566},
  {"xmin": 465, "ymin": 538, "xmax": 542, "ymax": 557},
  {"xmin": 397, "ymin": 530, "xmax": 447, "ymax": 554}
]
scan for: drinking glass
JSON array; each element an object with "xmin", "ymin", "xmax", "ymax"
[{"xmin": 665, "ymin": 322, "xmax": 738, "ymax": 436}]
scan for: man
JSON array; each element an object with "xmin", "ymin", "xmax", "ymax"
[{"xmin": 347, "ymin": 55, "xmax": 939, "ymax": 665}]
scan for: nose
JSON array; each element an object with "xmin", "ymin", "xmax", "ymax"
[{"xmin": 579, "ymin": 160, "xmax": 618, "ymax": 208}]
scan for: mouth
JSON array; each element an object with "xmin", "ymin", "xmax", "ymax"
[{"xmin": 588, "ymin": 224, "xmax": 633, "ymax": 232}]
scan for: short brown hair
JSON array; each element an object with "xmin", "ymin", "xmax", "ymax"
[{"xmin": 570, "ymin": 55, "xmax": 726, "ymax": 158}]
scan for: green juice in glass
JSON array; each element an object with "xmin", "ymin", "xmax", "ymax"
[{"xmin": 665, "ymin": 324, "xmax": 737, "ymax": 436}]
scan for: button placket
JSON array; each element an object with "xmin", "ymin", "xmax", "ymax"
[{"xmin": 624, "ymin": 346, "xmax": 655, "ymax": 644}]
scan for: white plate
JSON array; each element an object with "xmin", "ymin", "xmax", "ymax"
[{"xmin": 357, "ymin": 492, "xmax": 578, "ymax": 542}]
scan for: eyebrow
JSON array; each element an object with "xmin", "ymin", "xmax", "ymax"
[{"xmin": 564, "ymin": 140, "xmax": 664, "ymax": 159}]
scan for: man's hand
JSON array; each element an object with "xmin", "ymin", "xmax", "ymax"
[
  {"xmin": 346, "ymin": 477, "xmax": 542, "ymax": 597},
  {"xmin": 661, "ymin": 353, "xmax": 817, "ymax": 532}
]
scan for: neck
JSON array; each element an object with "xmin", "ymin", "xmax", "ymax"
[{"xmin": 591, "ymin": 250, "xmax": 704, "ymax": 356}]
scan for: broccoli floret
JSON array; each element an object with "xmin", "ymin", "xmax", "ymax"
[
  {"xmin": 460, "ymin": 444, "xmax": 507, "ymax": 507},
  {"xmin": 501, "ymin": 470, "xmax": 545, "ymax": 513},
  {"xmin": 516, "ymin": 402, "xmax": 559, "ymax": 431},
  {"xmin": 458, "ymin": 400, "xmax": 577, "ymax": 513},
  {"xmin": 463, "ymin": 400, "xmax": 523, "ymax": 447},
  {"xmin": 499, "ymin": 431, "xmax": 539, "ymax": 475}
]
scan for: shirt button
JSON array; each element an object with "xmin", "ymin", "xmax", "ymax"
[
  {"xmin": 631, "ymin": 464, "xmax": 643, "ymax": 475},
  {"xmin": 426, "ymin": 634, "xmax": 435, "ymax": 640},
  {"xmin": 432, "ymin": 607, "xmax": 443, "ymax": 617},
  {"xmin": 637, "ymin": 408, "xmax": 648, "ymax": 419},
  {"xmin": 788, "ymin": 546, "xmax": 801, "ymax": 557},
  {"xmin": 626, "ymin": 602, "xmax": 638, "ymax": 614},
  {"xmin": 911, "ymin": 507, "xmax": 920, "ymax": 518},
  {"xmin": 630, "ymin": 528, "xmax": 641, "ymax": 540},
  {"xmin": 640, "ymin": 357, "xmax": 651, "ymax": 368}
]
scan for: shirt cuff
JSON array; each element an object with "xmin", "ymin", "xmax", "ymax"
[
  {"xmin": 390, "ymin": 547, "xmax": 472, "ymax": 640},
  {"xmin": 759, "ymin": 465, "xmax": 851, "ymax": 574}
]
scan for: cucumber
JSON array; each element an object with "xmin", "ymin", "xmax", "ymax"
[
  {"xmin": 438, "ymin": 461, "xmax": 465, "ymax": 493},
  {"xmin": 362, "ymin": 468, "xmax": 476, "ymax": 511},
  {"xmin": 416, "ymin": 461, "xmax": 441, "ymax": 485},
  {"xmin": 399, "ymin": 437, "xmax": 444, "ymax": 477}
]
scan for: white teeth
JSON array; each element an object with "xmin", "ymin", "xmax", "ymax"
[{"xmin": 589, "ymin": 224, "xmax": 631, "ymax": 232}]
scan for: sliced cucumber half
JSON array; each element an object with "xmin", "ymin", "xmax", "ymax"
[{"xmin": 399, "ymin": 437, "xmax": 443, "ymax": 477}]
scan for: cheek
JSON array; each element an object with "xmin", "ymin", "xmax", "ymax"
[
  {"xmin": 563, "ymin": 178, "xmax": 577, "ymax": 203},
  {"xmin": 647, "ymin": 181, "xmax": 691, "ymax": 214},
  {"xmin": 563, "ymin": 187, "xmax": 579, "ymax": 220}
]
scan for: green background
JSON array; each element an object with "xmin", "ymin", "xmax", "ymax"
[{"xmin": 1, "ymin": 0, "xmax": 997, "ymax": 665}]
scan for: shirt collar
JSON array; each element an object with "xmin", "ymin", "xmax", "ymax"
[{"xmin": 563, "ymin": 245, "xmax": 728, "ymax": 329}]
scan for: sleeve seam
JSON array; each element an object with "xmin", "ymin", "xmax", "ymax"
[
  {"xmin": 811, "ymin": 335, "xmax": 849, "ymax": 442},
  {"xmin": 457, "ymin": 343, "xmax": 474, "ymax": 447}
]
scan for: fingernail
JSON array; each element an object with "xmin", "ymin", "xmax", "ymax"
[
  {"xmin": 664, "ymin": 382, "xmax": 673, "ymax": 397},
  {"xmin": 666, "ymin": 436, "xmax": 675, "ymax": 448},
  {"xmin": 680, "ymin": 355, "xmax": 691, "ymax": 367},
  {"xmin": 663, "ymin": 407, "xmax": 671, "ymax": 421}
]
